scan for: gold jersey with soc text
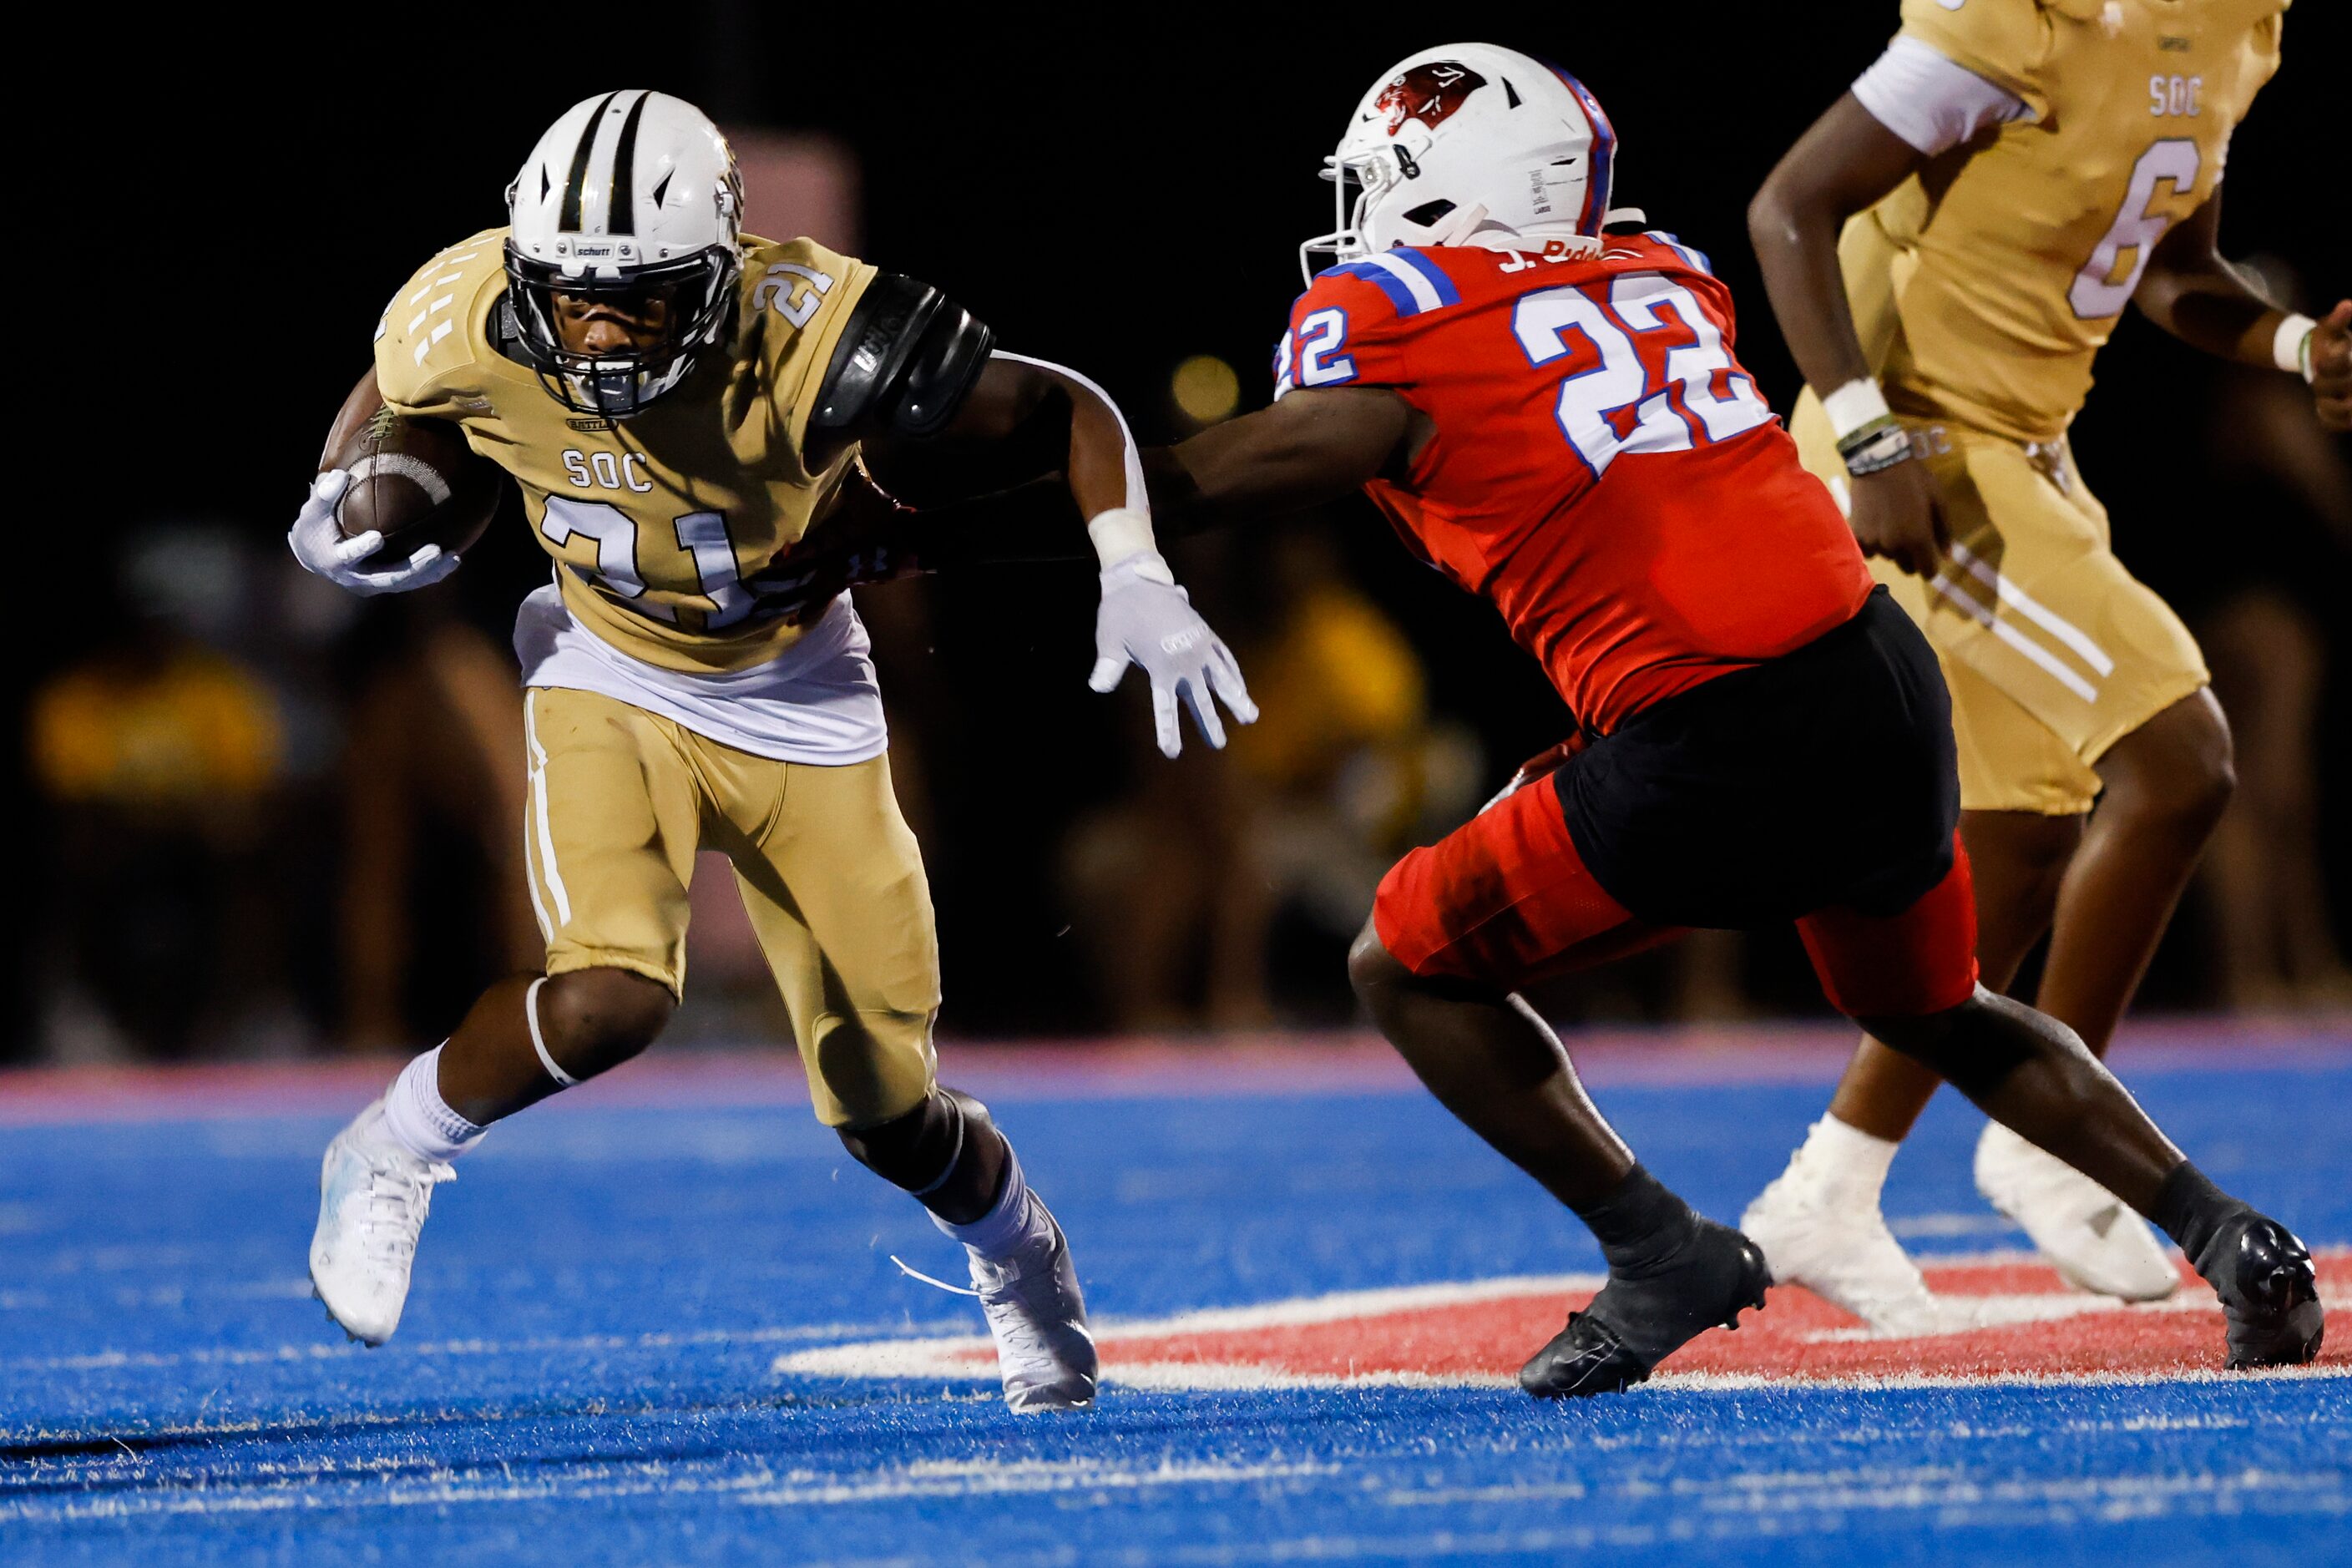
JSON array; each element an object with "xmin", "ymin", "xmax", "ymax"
[
  {"xmin": 373, "ymin": 228, "xmax": 877, "ymax": 675},
  {"xmin": 1847, "ymin": 0, "xmax": 2286, "ymax": 444}
]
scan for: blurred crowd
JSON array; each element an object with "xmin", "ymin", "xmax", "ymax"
[{"xmin": 17, "ymin": 340, "xmax": 2351, "ymax": 1066}]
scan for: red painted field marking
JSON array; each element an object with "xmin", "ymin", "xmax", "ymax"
[{"xmin": 776, "ymin": 1250, "xmax": 2351, "ymax": 1391}]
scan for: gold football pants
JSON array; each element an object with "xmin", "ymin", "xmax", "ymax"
[
  {"xmin": 519, "ymin": 685, "xmax": 939, "ymax": 1127},
  {"xmin": 1793, "ymin": 394, "xmax": 2208, "ymax": 816}
]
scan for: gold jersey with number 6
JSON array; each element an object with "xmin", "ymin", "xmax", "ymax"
[
  {"xmin": 375, "ymin": 227, "xmax": 875, "ymax": 675},
  {"xmin": 1790, "ymin": 0, "xmax": 2286, "ymax": 814}
]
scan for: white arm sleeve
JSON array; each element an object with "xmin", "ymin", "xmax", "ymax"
[
  {"xmin": 989, "ymin": 348, "xmax": 1158, "ymax": 565},
  {"xmin": 989, "ymin": 348, "xmax": 1147, "ymax": 515},
  {"xmin": 1850, "ymin": 35, "xmax": 2031, "ymax": 156}
]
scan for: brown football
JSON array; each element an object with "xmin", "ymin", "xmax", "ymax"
[{"xmin": 326, "ymin": 402, "xmax": 505, "ymax": 569}]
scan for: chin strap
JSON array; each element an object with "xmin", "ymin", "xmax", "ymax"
[
  {"xmin": 1457, "ymin": 204, "xmax": 1654, "ymax": 262},
  {"xmin": 1429, "ymin": 202, "xmax": 1491, "ymax": 246},
  {"xmin": 1462, "ymin": 225, "xmax": 1604, "ymax": 260}
]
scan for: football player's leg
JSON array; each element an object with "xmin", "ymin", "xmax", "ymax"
[
  {"xmin": 1942, "ymin": 459, "xmax": 2221, "ymax": 1296},
  {"xmin": 1768, "ymin": 429, "xmax": 2179, "ymax": 1302},
  {"xmin": 1803, "ymin": 858, "xmax": 2322, "ymax": 1368},
  {"xmin": 727, "ymin": 752, "xmax": 1093, "ymax": 1411},
  {"xmin": 2041, "ymin": 688, "xmax": 2233, "ymax": 1048},
  {"xmin": 1789, "ymin": 434, "xmax": 2093, "ymax": 1152},
  {"xmin": 311, "ymin": 688, "xmax": 696, "ymax": 1345},
  {"xmin": 441, "ymin": 688, "xmax": 694, "ymax": 1119},
  {"xmin": 1756, "ymin": 419, "xmax": 2014, "ymax": 1255},
  {"xmin": 1748, "ymin": 799, "xmax": 2079, "ymax": 1330},
  {"xmin": 1351, "ymin": 777, "xmax": 1767, "ymax": 1399}
]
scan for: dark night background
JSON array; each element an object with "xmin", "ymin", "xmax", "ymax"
[{"xmin": 12, "ymin": 3, "xmax": 2344, "ymax": 1050}]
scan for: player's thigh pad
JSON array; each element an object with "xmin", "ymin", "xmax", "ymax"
[
  {"xmin": 1796, "ymin": 832, "xmax": 1982, "ymax": 1019},
  {"xmin": 715, "ymin": 750, "xmax": 941, "ymax": 1128},
  {"xmin": 1373, "ymin": 772, "xmax": 1677, "ymax": 989},
  {"xmin": 524, "ymin": 686, "xmax": 704, "ymax": 996}
]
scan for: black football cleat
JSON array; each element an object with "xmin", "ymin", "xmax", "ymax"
[
  {"xmin": 2199, "ymin": 1212, "xmax": 2324, "ymax": 1370},
  {"xmin": 1520, "ymin": 1218, "xmax": 1772, "ymax": 1399}
]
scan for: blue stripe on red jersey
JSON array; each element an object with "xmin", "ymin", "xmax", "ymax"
[
  {"xmin": 1319, "ymin": 249, "xmax": 1462, "ymax": 317},
  {"xmin": 1646, "ymin": 230, "xmax": 1712, "ymax": 275}
]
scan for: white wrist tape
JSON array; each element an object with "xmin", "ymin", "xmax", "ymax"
[
  {"xmin": 1087, "ymin": 507, "xmax": 1160, "ymax": 570},
  {"xmin": 1822, "ymin": 378, "xmax": 1893, "ymax": 441},
  {"xmin": 2274, "ymin": 312, "xmax": 2318, "ymax": 379}
]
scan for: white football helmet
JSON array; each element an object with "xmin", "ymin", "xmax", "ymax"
[
  {"xmin": 504, "ymin": 90, "xmax": 746, "ymax": 417},
  {"xmin": 1301, "ymin": 44, "xmax": 1621, "ymax": 284}
]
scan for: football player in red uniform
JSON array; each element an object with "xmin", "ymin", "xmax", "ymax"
[{"xmin": 765, "ymin": 44, "xmax": 2323, "ymax": 1395}]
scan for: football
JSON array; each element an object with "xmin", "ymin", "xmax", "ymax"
[{"xmin": 326, "ymin": 404, "xmax": 504, "ymax": 568}]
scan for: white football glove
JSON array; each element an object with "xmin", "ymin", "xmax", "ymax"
[
  {"xmin": 287, "ymin": 470, "xmax": 462, "ymax": 596},
  {"xmin": 1089, "ymin": 550, "xmax": 1258, "ymax": 757}
]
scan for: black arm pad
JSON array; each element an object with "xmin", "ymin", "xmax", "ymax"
[{"xmin": 809, "ymin": 273, "xmax": 996, "ymax": 438}]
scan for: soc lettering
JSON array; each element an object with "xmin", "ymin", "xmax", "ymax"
[{"xmin": 563, "ymin": 448, "xmax": 655, "ymax": 493}]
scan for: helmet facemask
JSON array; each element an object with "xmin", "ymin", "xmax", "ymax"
[
  {"xmin": 1298, "ymin": 154, "xmax": 1379, "ymax": 283},
  {"xmin": 505, "ymin": 245, "xmax": 740, "ymax": 418},
  {"xmin": 1298, "ymin": 140, "xmax": 1492, "ymax": 286}
]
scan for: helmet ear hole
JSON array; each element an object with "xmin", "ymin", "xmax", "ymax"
[{"xmin": 1404, "ymin": 199, "xmax": 1458, "ymax": 228}]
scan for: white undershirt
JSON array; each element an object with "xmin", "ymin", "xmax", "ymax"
[
  {"xmin": 513, "ymin": 579, "xmax": 889, "ymax": 766},
  {"xmin": 1851, "ymin": 35, "xmax": 2031, "ymax": 156}
]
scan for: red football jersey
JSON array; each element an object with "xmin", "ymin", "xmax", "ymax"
[{"xmin": 1276, "ymin": 233, "xmax": 1873, "ymax": 734}]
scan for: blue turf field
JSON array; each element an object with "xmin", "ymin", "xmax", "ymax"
[{"xmin": 3, "ymin": 1032, "xmax": 2346, "ymax": 1565}]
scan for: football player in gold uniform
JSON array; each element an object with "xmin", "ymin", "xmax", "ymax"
[
  {"xmin": 1742, "ymin": 0, "xmax": 2349, "ymax": 1329},
  {"xmin": 291, "ymin": 91, "xmax": 1256, "ymax": 1410}
]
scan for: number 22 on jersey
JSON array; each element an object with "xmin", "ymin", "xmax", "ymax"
[
  {"xmin": 1287, "ymin": 271, "xmax": 1773, "ymax": 480},
  {"xmin": 1512, "ymin": 274, "xmax": 1773, "ymax": 478}
]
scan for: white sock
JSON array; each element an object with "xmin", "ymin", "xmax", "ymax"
[
  {"xmin": 931, "ymin": 1146, "xmax": 1039, "ymax": 1261},
  {"xmin": 1794, "ymin": 1114, "xmax": 1899, "ymax": 1208},
  {"xmin": 378, "ymin": 1045, "xmax": 485, "ymax": 1164}
]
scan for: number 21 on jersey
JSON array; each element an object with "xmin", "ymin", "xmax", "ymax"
[{"xmin": 541, "ymin": 498, "xmax": 754, "ymax": 630}]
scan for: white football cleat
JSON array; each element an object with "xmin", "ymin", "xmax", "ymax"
[
  {"xmin": 308, "ymin": 1099, "xmax": 454, "ymax": 1346},
  {"xmin": 1974, "ymin": 1122, "xmax": 2179, "ymax": 1302},
  {"xmin": 1743, "ymin": 1155, "xmax": 1952, "ymax": 1336},
  {"xmin": 965, "ymin": 1196, "xmax": 1098, "ymax": 1413}
]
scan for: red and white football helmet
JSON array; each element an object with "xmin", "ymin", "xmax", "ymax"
[{"xmin": 1302, "ymin": 43, "xmax": 1624, "ymax": 284}]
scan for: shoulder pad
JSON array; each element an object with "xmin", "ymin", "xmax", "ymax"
[{"xmin": 811, "ymin": 273, "xmax": 996, "ymax": 438}]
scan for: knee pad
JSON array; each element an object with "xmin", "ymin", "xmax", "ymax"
[{"xmin": 837, "ymin": 1088, "xmax": 999, "ymax": 1196}]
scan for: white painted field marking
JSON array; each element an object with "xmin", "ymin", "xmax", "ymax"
[
  {"xmin": 736, "ymin": 1456, "xmax": 1338, "ymax": 1506},
  {"xmin": 774, "ymin": 1270, "xmax": 1608, "ymax": 1383},
  {"xmin": 1889, "ymin": 1212, "xmax": 2023, "ymax": 1238},
  {"xmin": 0, "ymin": 1454, "xmax": 1338, "ymax": 1526},
  {"xmin": 3, "ymin": 1318, "xmax": 968, "ymax": 1377},
  {"xmin": 1647, "ymin": 1364, "xmax": 2352, "ymax": 1392}
]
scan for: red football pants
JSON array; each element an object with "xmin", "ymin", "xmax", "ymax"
[{"xmin": 1372, "ymin": 777, "xmax": 1980, "ymax": 1019}]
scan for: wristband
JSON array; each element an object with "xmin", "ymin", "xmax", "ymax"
[
  {"xmin": 2273, "ymin": 312, "xmax": 2318, "ymax": 381},
  {"xmin": 1839, "ymin": 418, "xmax": 1914, "ymax": 477},
  {"xmin": 1086, "ymin": 507, "xmax": 1159, "ymax": 570},
  {"xmin": 1822, "ymin": 377, "xmax": 1892, "ymax": 441}
]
